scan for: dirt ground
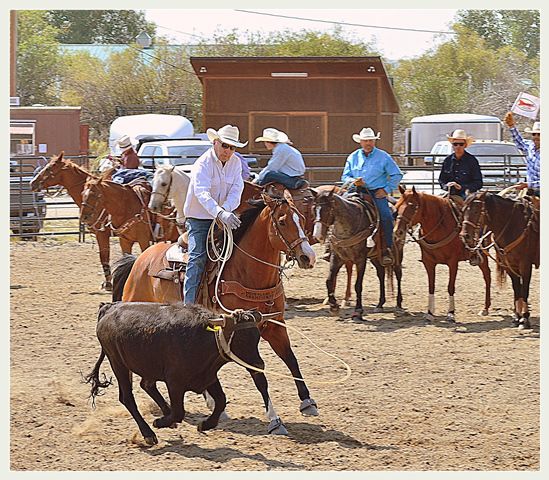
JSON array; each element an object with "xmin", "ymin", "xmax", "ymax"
[{"xmin": 9, "ymin": 237, "xmax": 540, "ymax": 472}]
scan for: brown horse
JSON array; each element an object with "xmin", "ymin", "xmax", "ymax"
[
  {"xmin": 29, "ymin": 153, "xmax": 115, "ymax": 290},
  {"xmin": 393, "ymin": 186, "xmax": 491, "ymax": 322},
  {"xmin": 460, "ymin": 191, "xmax": 539, "ymax": 329},
  {"xmin": 111, "ymin": 190, "xmax": 318, "ymax": 433},
  {"xmin": 80, "ymin": 173, "xmax": 179, "ymax": 253},
  {"xmin": 312, "ymin": 187, "xmax": 404, "ymax": 320}
]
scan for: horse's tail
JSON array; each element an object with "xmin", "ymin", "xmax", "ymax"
[
  {"xmin": 496, "ymin": 262, "xmax": 507, "ymax": 287},
  {"xmin": 111, "ymin": 254, "xmax": 137, "ymax": 301}
]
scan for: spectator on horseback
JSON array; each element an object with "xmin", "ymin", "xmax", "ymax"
[
  {"xmin": 341, "ymin": 127, "xmax": 403, "ymax": 266},
  {"xmin": 254, "ymin": 128, "xmax": 307, "ymax": 189},
  {"xmin": 117, "ymin": 135, "xmax": 141, "ymax": 169},
  {"xmin": 504, "ymin": 113, "xmax": 540, "ymax": 196},
  {"xmin": 182, "ymin": 125, "xmax": 246, "ymax": 305},
  {"xmin": 438, "ymin": 129, "xmax": 483, "ymax": 200}
]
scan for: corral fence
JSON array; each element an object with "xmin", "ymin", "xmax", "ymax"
[{"xmin": 10, "ymin": 152, "xmax": 526, "ymax": 240}]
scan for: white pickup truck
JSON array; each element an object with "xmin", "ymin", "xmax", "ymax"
[{"xmin": 402, "ymin": 140, "xmax": 526, "ymax": 195}]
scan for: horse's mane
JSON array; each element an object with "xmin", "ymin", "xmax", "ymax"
[
  {"xmin": 58, "ymin": 155, "xmax": 96, "ymax": 178},
  {"xmin": 232, "ymin": 200, "xmax": 267, "ymax": 244}
]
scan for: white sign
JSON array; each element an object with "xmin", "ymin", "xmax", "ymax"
[
  {"xmin": 510, "ymin": 92, "xmax": 540, "ymax": 120},
  {"xmin": 38, "ymin": 143, "xmax": 47, "ymax": 153}
]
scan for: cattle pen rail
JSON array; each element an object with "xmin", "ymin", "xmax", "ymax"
[{"xmin": 10, "ymin": 153, "xmax": 526, "ymax": 240}]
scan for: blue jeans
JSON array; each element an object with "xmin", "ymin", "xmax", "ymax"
[
  {"xmin": 348, "ymin": 187, "xmax": 394, "ymax": 248},
  {"xmin": 371, "ymin": 194, "xmax": 394, "ymax": 248},
  {"xmin": 183, "ymin": 218, "xmax": 213, "ymax": 304},
  {"xmin": 257, "ymin": 171, "xmax": 306, "ymax": 189}
]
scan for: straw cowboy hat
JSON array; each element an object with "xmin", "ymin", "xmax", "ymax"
[
  {"xmin": 206, "ymin": 124, "xmax": 248, "ymax": 148},
  {"xmin": 446, "ymin": 129, "xmax": 474, "ymax": 147},
  {"xmin": 255, "ymin": 128, "xmax": 290, "ymax": 144},
  {"xmin": 525, "ymin": 121, "xmax": 541, "ymax": 134},
  {"xmin": 352, "ymin": 127, "xmax": 381, "ymax": 143},
  {"xmin": 117, "ymin": 135, "xmax": 133, "ymax": 150}
]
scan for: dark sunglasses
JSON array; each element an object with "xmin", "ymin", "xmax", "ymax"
[
  {"xmin": 532, "ymin": 133, "xmax": 540, "ymax": 137},
  {"xmin": 220, "ymin": 142, "xmax": 236, "ymax": 151},
  {"xmin": 452, "ymin": 142, "xmax": 466, "ymax": 147}
]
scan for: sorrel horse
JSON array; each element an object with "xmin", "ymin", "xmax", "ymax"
[
  {"xmin": 80, "ymin": 173, "xmax": 179, "ymax": 253},
  {"xmin": 312, "ymin": 187, "xmax": 404, "ymax": 320},
  {"xmin": 30, "ymin": 153, "xmax": 114, "ymax": 290},
  {"xmin": 393, "ymin": 186, "xmax": 491, "ymax": 322},
  {"xmin": 460, "ymin": 191, "xmax": 539, "ymax": 329},
  {"xmin": 111, "ymin": 190, "xmax": 318, "ymax": 434}
]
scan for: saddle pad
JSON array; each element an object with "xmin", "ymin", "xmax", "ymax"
[{"xmin": 165, "ymin": 243, "xmax": 189, "ymax": 264}]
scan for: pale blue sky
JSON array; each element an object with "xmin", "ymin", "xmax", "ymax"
[{"xmin": 145, "ymin": 9, "xmax": 458, "ymax": 61}]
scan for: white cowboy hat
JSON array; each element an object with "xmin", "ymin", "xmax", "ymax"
[
  {"xmin": 525, "ymin": 121, "xmax": 540, "ymax": 134},
  {"xmin": 255, "ymin": 128, "xmax": 290, "ymax": 144},
  {"xmin": 117, "ymin": 135, "xmax": 133, "ymax": 150},
  {"xmin": 206, "ymin": 124, "xmax": 248, "ymax": 148},
  {"xmin": 352, "ymin": 127, "xmax": 381, "ymax": 143},
  {"xmin": 446, "ymin": 129, "xmax": 474, "ymax": 147}
]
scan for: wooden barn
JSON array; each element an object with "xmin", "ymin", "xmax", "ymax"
[{"xmin": 190, "ymin": 56, "xmax": 399, "ymax": 182}]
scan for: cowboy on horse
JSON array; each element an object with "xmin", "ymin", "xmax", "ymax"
[{"xmin": 340, "ymin": 127, "xmax": 403, "ymax": 266}]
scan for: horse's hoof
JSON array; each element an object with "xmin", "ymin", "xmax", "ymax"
[
  {"xmin": 373, "ymin": 306, "xmax": 384, "ymax": 313},
  {"xmin": 511, "ymin": 317, "xmax": 520, "ymax": 327},
  {"xmin": 423, "ymin": 313, "xmax": 434, "ymax": 322},
  {"xmin": 518, "ymin": 319, "xmax": 531, "ymax": 330},
  {"xmin": 329, "ymin": 306, "xmax": 340, "ymax": 316},
  {"xmin": 101, "ymin": 281, "xmax": 113, "ymax": 292},
  {"xmin": 446, "ymin": 313, "xmax": 456, "ymax": 323},
  {"xmin": 351, "ymin": 311, "xmax": 363, "ymax": 321},
  {"xmin": 299, "ymin": 398, "xmax": 319, "ymax": 417},
  {"xmin": 268, "ymin": 417, "xmax": 288, "ymax": 435},
  {"xmin": 144, "ymin": 434, "xmax": 158, "ymax": 446},
  {"xmin": 478, "ymin": 309, "xmax": 489, "ymax": 316},
  {"xmin": 340, "ymin": 300, "xmax": 348, "ymax": 308},
  {"xmin": 394, "ymin": 307, "xmax": 405, "ymax": 315}
]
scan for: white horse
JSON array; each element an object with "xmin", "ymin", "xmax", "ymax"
[{"xmin": 148, "ymin": 165, "xmax": 190, "ymax": 231}]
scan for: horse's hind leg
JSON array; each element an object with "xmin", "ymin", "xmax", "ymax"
[
  {"xmin": 395, "ymin": 263, "xmax": 404, "ymax": 310},
  {"xmin": 111, "ymin": 363, "xmax": 157, "ymax": 445},
  {"xmin": 342, "ymin": 261, "xmax": 353, "ymax": 308},
  {"xmin": 198, "ymin": 378, "xmax": 226, "ymax": 432},
  {"xmin": 509, "ymin": 272, "xmax": 522, "ymax": 326},
  {"xmin": 140, "ymin": 378, "xmax": 171, "ymax": 417},
  {"xmin": 352, "ymin": 261, "xmax": 367, "ymax": 320},
  {"xmin": 446, "ymin": 261, "xmax": 458, "ymax": 322},
  {"xmin": 371, "ymin": 259, "xmax": 386, "ymax": 313},
  {"xmin": 478, "ymin": 259, "xmax": 492, "ymax": 316},
  {"xmin": 423, "ymin": 260, "xmax": 436, "ymax": 322},
  {"xmin": 262, "ymin": 323, "xmax": 318, "ymax": 418},
  {"xmin": 518, "ymin": 264, "xmax": 533, "ymax": 330},
  {"xmin": 95, "ymin": 230, "xmax": 112, "ymax": 291}
]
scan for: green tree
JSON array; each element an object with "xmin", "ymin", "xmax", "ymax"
[
  {"xmin": 45, "ymin": 10, "xmax": 156, "ymax": 44},
  {"xmin": 16, "ymin": 11, "xmax": 63, "ymax": 105},
  {"xmin": 455, "ymin": 10, "xmax": 539, "ymax": 59}
]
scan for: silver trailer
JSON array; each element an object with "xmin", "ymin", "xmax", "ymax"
[{"xmin": 405, "ymin": 113, "xmax": 502, "ymax": 156}]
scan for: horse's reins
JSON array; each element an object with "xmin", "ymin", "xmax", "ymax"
[{"xmin": 462, "ymin": 194, "xmax": 538, "ymax": 276}]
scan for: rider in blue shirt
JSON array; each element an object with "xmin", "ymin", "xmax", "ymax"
[{"xmin": 341, "ymin": 127, "xmax": 403, "ymax": 266}]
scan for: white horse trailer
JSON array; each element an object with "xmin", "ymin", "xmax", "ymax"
[
  {"xmin": 109, "ymin": 114, "xmax": 194, "ymax": 155},
  {"xmin": 405, "ymin": 113, "xmax": 502, "ymax": 157}
]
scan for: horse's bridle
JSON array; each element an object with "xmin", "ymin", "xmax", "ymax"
[
  {"xmin": 150, "ymin": 169, "xmax": 174, "ymax": 205},
  {"xmin": 461, "ymin": 194, "xmax": 488, "ymax": 250},
  {"xmin": 269, "ymin": 198, "xmax": 308, "ymax": 259}
]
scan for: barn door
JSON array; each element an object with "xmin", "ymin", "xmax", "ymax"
[{"xmin": 250, "ymin": 112, "xmax": 327, "ymax": 153}]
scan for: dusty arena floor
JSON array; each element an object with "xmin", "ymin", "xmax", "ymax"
[{"xmin": 10, "ymin": 238, "xmax": 540, "ymax": 472}]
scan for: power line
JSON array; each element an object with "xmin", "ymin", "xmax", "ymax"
[
  {"xmin": 234, "ymin": 9, "xmax": 456, "ymax": 35},
  {"xmin": 126, "ymin": 43, "xmax": 196, "ymax": 75}
]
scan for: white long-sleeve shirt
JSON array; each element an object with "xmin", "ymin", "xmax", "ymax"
[
  {"xmin": 259, "ymin": 142, "xmax": 306, "ymax": 177},
  {"xmin": 183, "ymin": 148, "xmax": 244, "ymax": 220}
]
